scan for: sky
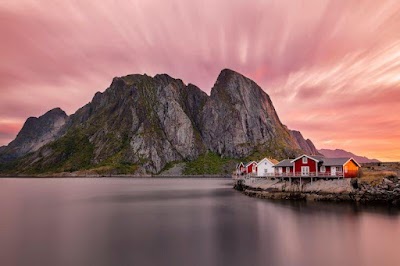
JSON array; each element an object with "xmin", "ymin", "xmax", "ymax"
[{"xmin": 0, "ymin": 0, "xmax": 399, "ymax": 161}]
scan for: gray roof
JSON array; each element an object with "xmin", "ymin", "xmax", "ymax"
[
  {"xmin": 274, "ymin": 159, "xmax": 293, "ymax": 167},
  {"xmin": 320, "ymin": 157, "xmax": 352, "ymax": 166},
  {"xmin": 309, "ymin": 155, "xmax": 326, "ymax": 161}
]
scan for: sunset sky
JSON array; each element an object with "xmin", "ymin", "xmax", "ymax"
[{"xmin": 1, "ymin": 0, "xmax": 399, "ymax": 161}]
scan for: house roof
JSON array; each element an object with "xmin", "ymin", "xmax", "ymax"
[
  {"xmin": 257, "ymin": 158, "xmax": 279, "ymax": 165},
  {"xmin": 270, "ymin": 159, "xmax": 280, "ymax": 164},
  {"xmin": 320, "ymin": 157, "xmax": 361, "ymax": 167},
  {"xmin": 290, "ymin": 154, "xmax": 321, "ymax": 163},
  {"xmin": 236, "ymin": 162, "xmax": 244, "ymax": 169},
  {"xmin": 273, "ymin": 159, "xmax": 293, "ymax": 167},
  {"xmin": 245, "ymin": 161, "xmax": 257, "ymax": 167}
]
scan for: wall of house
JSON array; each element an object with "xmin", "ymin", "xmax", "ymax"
[
  {"xmin": 320, "ymin": 165, "xmax": 344, "ymax": 176},
  {"xmin": 344, "ymin": 160, "xmax": 359, "ymax": 178},
  {"xmin": 247, "ymin": 163, "xmax": 257, "ymax": 174},
  {"xmin": 257, "ymin": 160, "xmax": 275, "ymax": 176},
  {"xmin": 283, "ymin": 166, "xmax": 293, "ymax": 173},
  {"xmin": 319, "ymin": 165, "xmax": 331, "ymax": 174},
  {"xmin": 294, "ymin": 156, "xmax": 317, "ymax": 173}
]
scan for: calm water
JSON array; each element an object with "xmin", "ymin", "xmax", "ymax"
[{"xmin": 0, "ymin": 178, "xmax": 400, "ymax": 266}]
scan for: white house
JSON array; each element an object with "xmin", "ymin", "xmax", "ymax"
[{"xmin": 256, "ymin": 158, "xmax": 278, "ymax": 177}]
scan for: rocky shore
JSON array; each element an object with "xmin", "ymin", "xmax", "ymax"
[{"xmin": 234, "ymin": 177, "xmax": 400, "ymax": 205}]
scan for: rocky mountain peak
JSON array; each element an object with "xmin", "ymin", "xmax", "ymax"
[
  {"xmin": 201, "ymin": 69, "xmax": 301, "ymax": 159},
  {"xmin": 290, "ymin": 130, "xmax": 320, "ymax": 155},
  {"xmin": 0, "ymin": 107, "xmax": 68, "ymax": 162}
]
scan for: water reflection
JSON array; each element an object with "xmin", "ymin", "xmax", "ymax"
[{"xmin": 0, "ymin": 178, "xmax": 399, "ymax": 266}]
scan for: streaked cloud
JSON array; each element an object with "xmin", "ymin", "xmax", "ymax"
[{"xmin": 0, "ymin": 0, "xmax": 399, "ymax": 161}]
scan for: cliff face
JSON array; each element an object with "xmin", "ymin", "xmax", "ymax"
[
  {"xmin": 201, "ymin": 69, "xmax": 300, "ymax": 159},
  {"xmin": 0, "ymin": 69, "xmax": 318, "ymax": 174},
  {"xmin": 0, "ymin": 108, "xmax": 67, "ymax": 163}
]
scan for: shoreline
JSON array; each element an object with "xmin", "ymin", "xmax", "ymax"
[
  {"xmin": 234, "ymin": 178, "xmax": 400, "ymax": 205},
  {"xmin": 0, "ymin": 174, "xmax": 232, "ymax": 178}
]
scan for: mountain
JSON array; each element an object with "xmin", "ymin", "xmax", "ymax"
[
  {"xmin": 318, "ymin": 149, "xmax": 380, "ymax": 163},
  {"xmin": 0, "ymin": 69, "xmax": 320, "ymax": 175},
  {"xmin": 290, "ymin": 130, "xmax": 321, "ymax": 156},
  {"xmin": 201, "ymin": 69, "xmax": 302, "ymax": 158},
  {"xmin": 0, "ymin": 108, "xmax": 67, "ymax": 163}
]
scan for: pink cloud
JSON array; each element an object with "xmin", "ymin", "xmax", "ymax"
[{"xmin": 0, "ymin": 0, "xmax": 399, "ymax": 161}]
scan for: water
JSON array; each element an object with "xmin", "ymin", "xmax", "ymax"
[{"xmin": 0, "ymin": 178, "xmax": 400, "ymax": 266}]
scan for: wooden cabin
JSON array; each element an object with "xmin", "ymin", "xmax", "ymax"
[
  {"xmin": 236, "ymin": 162, "xmax": 245, "ymax": 175},
  {"xmin": 256, "ymin": 158, "xmax": 278, "ymax": 177},
  {"xmin": 245, "ymin": 161, "xmax": 257, "ymax": 175}
]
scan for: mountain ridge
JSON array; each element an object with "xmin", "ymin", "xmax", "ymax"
[
  {"xmin": 318, "ymin": 148, "xmax": 380, "ymax": 163},
  {"xmin": 0, "ymin": 69, "xmax": 321, "ymax": 175}
]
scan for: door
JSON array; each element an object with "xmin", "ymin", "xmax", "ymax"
[
  {"xmin": 331, "ymin": 166, "xmax": 337, "ymax": 176},
  {"xmin": 301, "ymin": 166, "xmax": 309, "ymax": 176}
]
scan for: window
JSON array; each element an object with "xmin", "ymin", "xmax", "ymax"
[
  {"xmin": 286, "ymin": 167, "xmax": 290, "ymax": 173},
  {"xmin": 301, "ymin": 166, "xmax": 310, "ymax": 176},
  {"xmin": 302, "ymin": 157, "xmax": 307, "ymax": 164},
  {"xmin": 320, "ymin": 166, "xmax": 326, "ymax": 173}
]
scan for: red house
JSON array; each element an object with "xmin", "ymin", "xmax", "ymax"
[
  {"xmin": 290, "ymin": 155, "xmax": 361, "ymax": 178},
  {"xmin": 236, "ymin": 162, "xmax": 245, "ymax": 175},
  {"xmin": 291, "ymin": 155, "xmax": 319, "ymax": 177},
  {"xmin": 317, "ymin": 157, "xmax": 361, "ymax": 178},
  {"xmin": 245, "ymin": 161, "xmax": 257, "ymax": 175}
]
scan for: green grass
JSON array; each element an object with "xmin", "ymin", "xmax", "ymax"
[
  {"xmin": 183, "ymin": 152, "xmax": 238, "ymax": 175},
  {"xmin": 33, "ymin": 129, "xmax": 95, "ymax": 173}
]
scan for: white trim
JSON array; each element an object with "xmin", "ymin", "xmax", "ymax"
[
  {"xmin": 290, "ymin": 154, "xmax": 320, "ymax": 163},
  {"xmin": 245, "ymin": 161, "xmax": 257, "ymax": 167},
  {"xmin": 320, "ymin": 166, "xmax": 326, "ymax": 172},
  {"xmin": 343, "ymin": 158, "xmax": 361, "ymax": 168},
  {"xmin": 302, "ymin": 157, "xmax": 307, "ymax": 164},
  {"xmin": 286, "ymin": 167, "xmax": 290, "ymax": 173}
]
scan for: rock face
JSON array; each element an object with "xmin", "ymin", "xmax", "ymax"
[
  {"xmin": 0, "ymin": 69, "xmax": 318, "ymax": 174},
  {"xmin": 290, "ymin": 130, "xmax": 320, "ymax": 155},
  {"xmin": 201, "ymin": 69, "xmax": 301, "ymax": 159},
  {"xmin": 318, "ymin": 149, "xmax": 380, "ymax": 163},
  {"xmin": 0, "ymin": 108, "xmax": 67, "ymax": 163}
]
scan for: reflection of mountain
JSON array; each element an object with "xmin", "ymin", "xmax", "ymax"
[{"xmin": 318, "ymin": 149, "xmax": 380, "ymax": 163}]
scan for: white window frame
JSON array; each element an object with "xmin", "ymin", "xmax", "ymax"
[
  {"xmin": 302, "ymin": 157, "xmax": 307, "ymax": 164},
  {"xmin": 286, "ymin": 167, "xmax": 290, "ymax": 173},
  {"xmin": 320, "ymin": 166, "xmax": 326, "ymax": 173}
]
